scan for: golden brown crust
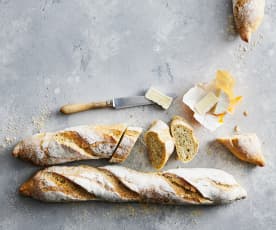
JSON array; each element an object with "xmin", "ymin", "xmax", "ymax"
[
  {"xmin": 19, "ymin": 165, "xmax": 247, "ymax": 204},
  {"xmin": 12, "ymin": 124, "xmax": 128, "ymax": 166},
  {"xmin": 233, "ymin": 0, "xmax": 265, "ymax": 42},
  {"xmin": 217, "ymin": 133, "xmax": 265, "ymax": 166},
  {"xmin": 109, "ymin": 127, "xmax": 142, "ymax": 163},
  {"xmin": 144, "ymin": 120, "xmax": 174, "ymax": 169}
]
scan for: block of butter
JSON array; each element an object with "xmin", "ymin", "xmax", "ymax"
[
  {"xmin": 195, "ymin": 92, "xmax": 219, "ymax": 115},
  {"xmin": 145, "ymin": 87, "xmax": 173, "ymax": 110}
]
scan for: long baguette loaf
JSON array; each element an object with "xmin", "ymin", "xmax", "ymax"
[
  {"xmin": 12, "ymin": 124, "xmax": 128, "ymax": 166},
  {"xmin": 19, "ymin": 165, "xmax": 247, "ymax": 204}
]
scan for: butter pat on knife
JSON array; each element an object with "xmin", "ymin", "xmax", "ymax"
[{"xmin": 145, "ymin": 87, "xmax": 173, "ymax": 110}]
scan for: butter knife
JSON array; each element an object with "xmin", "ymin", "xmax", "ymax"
[{"xmin": 60, "ymin": 96, "xmax": 155, "ymax": 114}]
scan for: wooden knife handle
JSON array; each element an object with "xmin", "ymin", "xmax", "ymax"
[{"xmin": 60, "ymin": 100, "xmax": 113, "ymax": 114}]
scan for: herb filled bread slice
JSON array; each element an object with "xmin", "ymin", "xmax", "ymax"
[
  {"xmin": 217, "ymin": 133, "xmax": 265, "ymax": 166},
  {"xmin": 144, "ymin": 120, "xmax": 175, "ymax": 169},
  {"xmin": 170, "ymin": 116, "xmax": 199, "ymax": 163},
  {"xmin": 109, "ymin": 127, "xmax": 143, "ymax": 163}
]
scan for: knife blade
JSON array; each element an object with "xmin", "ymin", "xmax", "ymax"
[
  {"xmin": 60, "ymin": 96, "xmax": 155, "ymax": 114},
  {"xmin": 112, "ymin": 96, "xmax": 154, "ymax": 109}
]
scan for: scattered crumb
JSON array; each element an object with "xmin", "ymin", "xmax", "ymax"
[
  {"xmin": 227, "ymin": 15, "xmax": 236, "ymax": 36},
  {"xmin": 127, "ymin": 205, "xmax": 136, "ymax": 217},
  {"xmin": 32, "ymin": 106, "xmax": 51, "ymax": 132},
  {"xmin": 191, "ymin": 210, "xmax": 202, "ymax": 217},
  {"xmin": 4, "ymin": 136, "xmax": 16, "ymax": 145},
  {"xmin": 243, "ymin": 111, "xmax": 248, "ymax": 117},
  {"xmin": 139, "ymin": 203, "xmax": 159, "ymax": 215},
  {"xmin": 54, "ymin": 87, "xmax": 60, "ymax": 95},
  {"xmin": 234, "ymin": 125, "xmax": 240, "ymax": 132},
  {"xmin": 234, "ymin": 33, "xmax": 264, "ymax": 64}
]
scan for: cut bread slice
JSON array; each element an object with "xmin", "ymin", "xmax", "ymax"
[
  {"xmin": 144, "ymin": 120, "xmax": 174, "ymax": 169},
  {"xmin": 109, "ymin": 127, "xmax": 143, "ymax": 163},
  {"xmin": 170, "ymin": 116, "xmax": 199, "ymax": 162},
  {"xmin": 217, "ymin": 133, "xmax": 265, "ymax": 167}
]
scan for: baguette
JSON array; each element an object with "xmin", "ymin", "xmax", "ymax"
[
  {"xmin": 109, "ymin": 127, "xmax": 143, "ymax": 163},
  {"xmin": 19, "ymin": 165, "xmax": 247, "ymax": 204},
  {"xmin": 217, "ymin": 133, "xmax": 265, "ymax": 166},
  {"xmin": 144, "ymin": 120, "xmax": 174, "ymax": 169},
  {"xmin": 12, "ymin": 124, "xmax": 127, "ymax": 166},
  {"xmin": 233, "ymin": 0, "xmax": 265, "ymax": 42},
  {"xmin": 170, "ymin": 116, "xmax": 199, "ymax": 163}
]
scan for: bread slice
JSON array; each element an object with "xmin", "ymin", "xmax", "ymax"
[
  {"xmin": 170, "ymin": 116, "xmax": 199, "ymax": 162},
  {"xmin": 109, "ymin": 127, "xmax": 143, "ymax": 163},
  {"xmin": 217, "ymin": 133, "xmax": 265, "ymax": 166},
  {"xmin": 144, "ymin": 120, "xmax": 174, "ymax": 169}
]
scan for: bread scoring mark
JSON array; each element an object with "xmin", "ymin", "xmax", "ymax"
[
  {"xmin": 96, "ymin": 168, "xmax": 140, "ymax": 201},
  {"xmin": 163, "ymin": 173, "xmax": 211, "ymax": 204}
]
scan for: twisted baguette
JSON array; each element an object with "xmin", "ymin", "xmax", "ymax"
[
  {"xmin": 12, "ymin": 124, "xmax": 131, "ymax": 166},
  {"xmin": 19, "ymin": 165, "xmax": 247, "ymax": 204}
]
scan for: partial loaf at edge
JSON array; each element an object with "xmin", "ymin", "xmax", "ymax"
[
  {"xmin": 217, "ymin": 133, "xmax": 265, "ymax": 166},
  {"xmin": 13, "ymin": 124, "xmax": 142, "ymax": 166},
  {"xmin": 233, "ymin": 0, "xmax": 265, "ymax": 42},
  {"xmin": 19, "ymin": 165, "xmax": 247, "ymax": 204}
]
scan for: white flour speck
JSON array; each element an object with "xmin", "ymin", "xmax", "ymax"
[
  {"xmin": 67, "ymin": 77, "xmax": 74, "ymax": 84},
  {"xmin": 54, "ymin": 88, "xmax": 60, "ymax": 94},
  {"xmin": 75, "ymin": 76, "xmax": 80, "ymax": 83},
  {"xmin": 44, "ymin": 78, "xmax": 51, "ymax": 85},
  {"xmin": 268, "ymin": 49, "xmax": 274, "ymax": 57}
]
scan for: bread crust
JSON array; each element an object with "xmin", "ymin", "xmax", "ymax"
[
  {"xmin": 109, "ymin": 127, "xmax": 143, "ymax": 163},
  {"xmin": 19, "ymin": 165, "xmax": 247, "ymax": 204},
  {"xmin": 233, "ymin": 0, "xmax": 265, "ymax": 42},
  {"xmin": 12, "ymin": 124, "xmax": 128, "ymax": 166},
  {"xmin": 217, "ymin": 133, "xmax": 265, "ymax": 166},
  {"xmin": 144, "ymin": 120, "xmax": 175, "ymax": 169}
]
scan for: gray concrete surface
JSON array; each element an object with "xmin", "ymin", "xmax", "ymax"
[{"xmin": 0, "ymin": 0, "xmax": 276, "ymax": 229}]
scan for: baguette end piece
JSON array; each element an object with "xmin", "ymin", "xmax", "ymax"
[
  {"xmin": 170, "ymin": 116, "xmax": 199, "ymax": 163},
  {"xmin": 217, "ymin": 133, "xmax": 265, "ymax": 167},
  {"xmin": 145, "ymin": 120, "xmax": 174, "ymax": 169},
  {"xmin": 233, "ymin": 0, "xmax": 265, "ymax": 43}
]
